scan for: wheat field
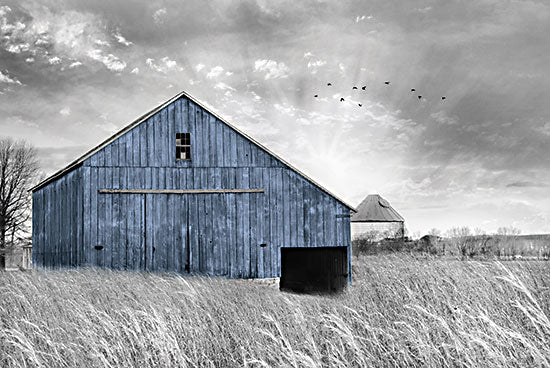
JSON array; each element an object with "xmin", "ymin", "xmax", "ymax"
[{"xmin": 1, "ymin": 256, "xmax": 550, "ymax": 367}]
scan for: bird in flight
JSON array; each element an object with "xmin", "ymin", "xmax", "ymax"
[
  {"xmin": 314, "ymin": 94, "xmax": 318, "ymax": 98},
  {"xmin": 384, "ymin": 81, "xmax": 390, "ymax": 85},
  {"xmin": 327, "ymin": 83, "xmax": 332, "ymax": 86},
  {"xmin": 441, "ymin": 96, "xmax": 446, "ymax": 100},
  {"xmin": 352, "ymin": 86, "xmax": 358, "ymax": 90},
  {"xmin": 418, "ymin": 96, "xmax": 422, "ymax": 100},
  {"xmin": 340, "ymin": 97, "xmax": 345, "ymax": 102},
  {"xmin": 358, "ymin": 103, "xmax": 362, "ymax": 107},
  {"xmin": 362, "ymin": 86, "xmax": 366, "ymax": 90},
  {"xmin": 411, "ymin": 88, "xmax": 416, "ymax": 92}
]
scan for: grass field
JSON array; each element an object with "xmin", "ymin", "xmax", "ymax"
[{"xmin": 1, "ymin": 256, "xmax": 550, "ymax": 367}]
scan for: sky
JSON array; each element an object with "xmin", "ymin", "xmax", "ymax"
[{"xmin": 1, "ymin": 0, "xmax": 549, "ymax": 236}]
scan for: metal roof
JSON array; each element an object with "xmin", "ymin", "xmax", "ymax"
[
  {"xmin": 351, "ymin": 194, "xmax": 404, "ymax": 222},
  {"xmin": 31, "ymin": 90, "xmax": 355, "ymax": 211}
]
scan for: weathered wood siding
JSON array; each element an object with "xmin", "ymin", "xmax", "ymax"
[
  {"xmin": 32, "ymin": 96, "xmax": 351, "ymax": 280},
  {"xmin": 32, "ymin": 168, "xmax": 85, "ymax": 268}
]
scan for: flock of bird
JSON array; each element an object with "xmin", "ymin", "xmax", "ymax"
[{"xmin": 314, "ymin": 82, "xmax": 446, "ymax": 107}]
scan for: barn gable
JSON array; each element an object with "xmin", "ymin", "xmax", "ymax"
[
  {"xmin": 32, "ymin": 91, "xmax": 353, "ymax": 211},
  {"xmin": 32, "ymin": 90, "xmax": 353, "ymax": 283}
]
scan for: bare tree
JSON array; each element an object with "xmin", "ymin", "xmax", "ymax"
[{"xmin": 0, "ymin": 138, "xmax": 40, "ymax": 270}]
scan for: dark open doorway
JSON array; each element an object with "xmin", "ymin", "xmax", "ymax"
[{"xmin": 280, "ymin": 246, "xmax": 348, "ymax": 293}]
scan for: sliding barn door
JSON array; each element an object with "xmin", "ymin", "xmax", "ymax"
[
  {"xmin": 96, "ymin": 193, "xmax": 145, "ymax": 270},
  {"xmin": 144, "ymin": 194, "xmax": 190, "ymax": 273}
]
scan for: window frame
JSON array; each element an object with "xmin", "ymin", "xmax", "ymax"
[{"xmin": 176, "ymin": 132, "xmax": 191, "ymax": 161}]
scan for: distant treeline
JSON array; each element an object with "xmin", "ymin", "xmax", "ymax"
[{"xmin": 353, "ymin": 232, "xmax": 550, "ymax": 260}]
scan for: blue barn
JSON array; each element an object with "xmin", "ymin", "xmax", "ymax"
[{"xmin": 31, "ymin": 91, "xmax": 353, "ymax": 289}]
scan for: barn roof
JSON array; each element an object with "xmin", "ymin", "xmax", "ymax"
[
  {"xmin": 31, "ymin": 90, "xmax": 355, "ymax": 211},
  {"xmin": 351, "ymin": 194, "xmax": 404, "ymax": 222}
]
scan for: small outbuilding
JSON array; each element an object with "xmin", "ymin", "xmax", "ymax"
[
  {"xmin": 31, "ymin": 90, "xmax": 354, "ymax": 290},
  {"xmin": 351, "ymin": 194, "xmax": 404, "ymax": 241}
]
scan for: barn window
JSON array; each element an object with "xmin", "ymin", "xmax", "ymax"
[{"xmin": 176, "ymin": 133, "xmax": 191, "ymax": 160}]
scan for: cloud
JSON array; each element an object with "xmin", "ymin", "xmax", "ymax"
[
  {"xmin": 0, "ymin": 70, "xmax": 21, "ymax": 85},
  {"xmin": 415, "ymin": 6, "xmax": 432, "ymax": 14},
  {"xmin": 307, "ymin": 59, "xmax": 326, "ymax": 74},
  {"xmin": 87, "ymin": 49, "xmax": 126, "ymax": 71},
  {"xmin": 536, "ymin": 122, "xmax": 550, "ymax": 136},
  {"xmin": 506, "ymin": 181, "xmax": 549, "ymax": 188},
  {"xmin": 338, "ymin": 62, "xmax": 345, "ymax": 74},
  {"xmin": 48, "ymin": 56, "xmax": 62, "ymax": 65},
  {"xmin": 114, "ymin": 32, "xmax": 132, "ymax": 46},
  {"xmin": 0, "ymin": 6, "xmax": 127, "ymax": 73},
  {"xmin": 153, "ymin": 8, "xmax": 167, "ymax": 24},
  {"xmin": 214, "ymin": 82, "xmax": 236, "ymax": 91},
  {"xmin": 355, "ymin": 15, "xmax": 373, "ymax": 23},
  {"xmin": 206, "ymin": 66, "xmax": 224, "ymax": 79},
  {"xmin": 6, "ymin": 43, "xmax": 30, "ymax": 53},
  {"xmin": 254, "ymin": 59, "xmax": 289, "ymax": 79},
  {"xmin": 146, "ymin": 57, "xmax": 183, "ymax": 73},
  {"xmin": 59, "ymin": 106, "xmax": 71, "ymax": 116},
  {"xmin": 69, "ymin": 61, "xmax": 82, "ymax": 68},
  {"xmin": 94, "ymin": 39, "xmax": 110, "ymax": 47}
]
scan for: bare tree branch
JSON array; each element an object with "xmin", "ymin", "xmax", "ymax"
[{"xmin": 0, "ymin": 138, "xmax": 40, "ymax": 270}]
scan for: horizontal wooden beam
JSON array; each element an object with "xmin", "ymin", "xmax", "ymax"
[{"xmin": 99, "ymin": 188, "xmax": 264, "ymax": 194}]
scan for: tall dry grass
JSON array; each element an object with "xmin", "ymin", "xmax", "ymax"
[{"xmin": 1, "ymin": 256, "xmax": 550, "ymax": 367}]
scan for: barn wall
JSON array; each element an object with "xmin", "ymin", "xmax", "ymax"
[
  {"xmin": 32, "ymin": 167, "xmax": 85, "ymax": 268},
  {"xmin": 79, "ymin": 166, "xmax": 349, "ymax": 278},
  {"xmin": 34, "ymin": 95, "xmax": 351, "ymax": 278}
]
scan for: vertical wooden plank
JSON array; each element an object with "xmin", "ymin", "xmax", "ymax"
[
  {"xmin": 249, "ymin": 168, "xmax": 258, "ymax": 278},
  {"xmin": 91, "ymin": 168, "xmax": 99, "ymax": 267},
  {"xmin": 120, "ymin": 168, "xmax": 128, "ymax": 269},
  {"xmin": 179, "ymin": 169, "xmax": 188, "ymax": 272},
  {"xmin": 262, "ymin": 168, "xmax": 271, "ymax": 277},
  {"xmin": 103, "ymin": 168, "xmax": 112, "ymax": 268},
  {"xmin": 71, "ymin": 174, "xmax": 77, "ymax": 266},
  {"xmin": 230, "ymin": 131, "xmax": 238, "ymax": 167},
  {"xmin": 82, "ymin": 167, "xmax": 90, "ymax": 266},
  {"xmin": 235, "ymin": 170, "xmax": 244, "ymax": 277},
  {"xmin": 268, "ymin": 168, "xmax": 277, "ymax": 277},
  {"xmin": 118, "ymin": 133, "xmax": 126, "ymax": 167},
  {"xmin": 188, "ymin": 102, "xmax": 197, "ymax": 167},
  {"xmin": 153, "ymin": 113, "xmax": 162, "ymax": 167},
  {"xmin": 131, "ymin": 128, "xmax": 139, "ymax": 167},
  {"xmin": 275, "ymin": 168, "xmax": 283, "ymax": 276},
  {"xmin": 111, "ymin": 169, "xmax": 119, "ymax": 269},
  {"xmin": 139, "ymin": 121, "xmax": 147, "ymax": 167},
  {"xmin": 205, "ymin": 168, "xmax": 214, "ymax": 275},
  {"xmin": 43, "ymin": 187, "xmax": 49, "ymax": 267},
  {"xmin": 288, "ymin": 172, "xmax": 296, "ymax": 248},
  {"xmin": 207, "ymin": 114, "xmax": 215, "ymax": 167},
  {"xmin": 216, "ymin": 119, "xmax": 223, "ymax": 167},
  {"xmin": 159, "ymin": 108, "xmax": 167, "ymax": 166},
  {"xmin": 175, "ymin": 98, "xmax": 183, "ymax": 132},
  {"xmin": 227, "ymin": 168, "xmax": 237, "ymax": 277},
  {"xmin": 167, "ymin": 102, "xmax": 175, "ymax": 165},
  {"xmin": 146, "ymin": 118, "xmax": 155, "ymax": 167},
  {"xmin": 144, "ymin": 193, "xmax": 152, "ymax": 271},
  {"xmin": 190, "ymin": 168, "xmax": 201, "ymax": 272},
  {"xmin": 223, "ymin": 125, "xmax": 230, "ymax": 167},
  {"xmin": 303, "ymin": 180, "xmax": 311, "ymax": 248},
  {"xmin": 254, "ymin": 168, "xmax": 264, "ymax": 278},
  {"xmin": 110, "ymin": 137, "xmax": 118, "ymax": 168},
  {"xmin": 283, "ymin": 169, "xmax": 290, "ymax": 248}
]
